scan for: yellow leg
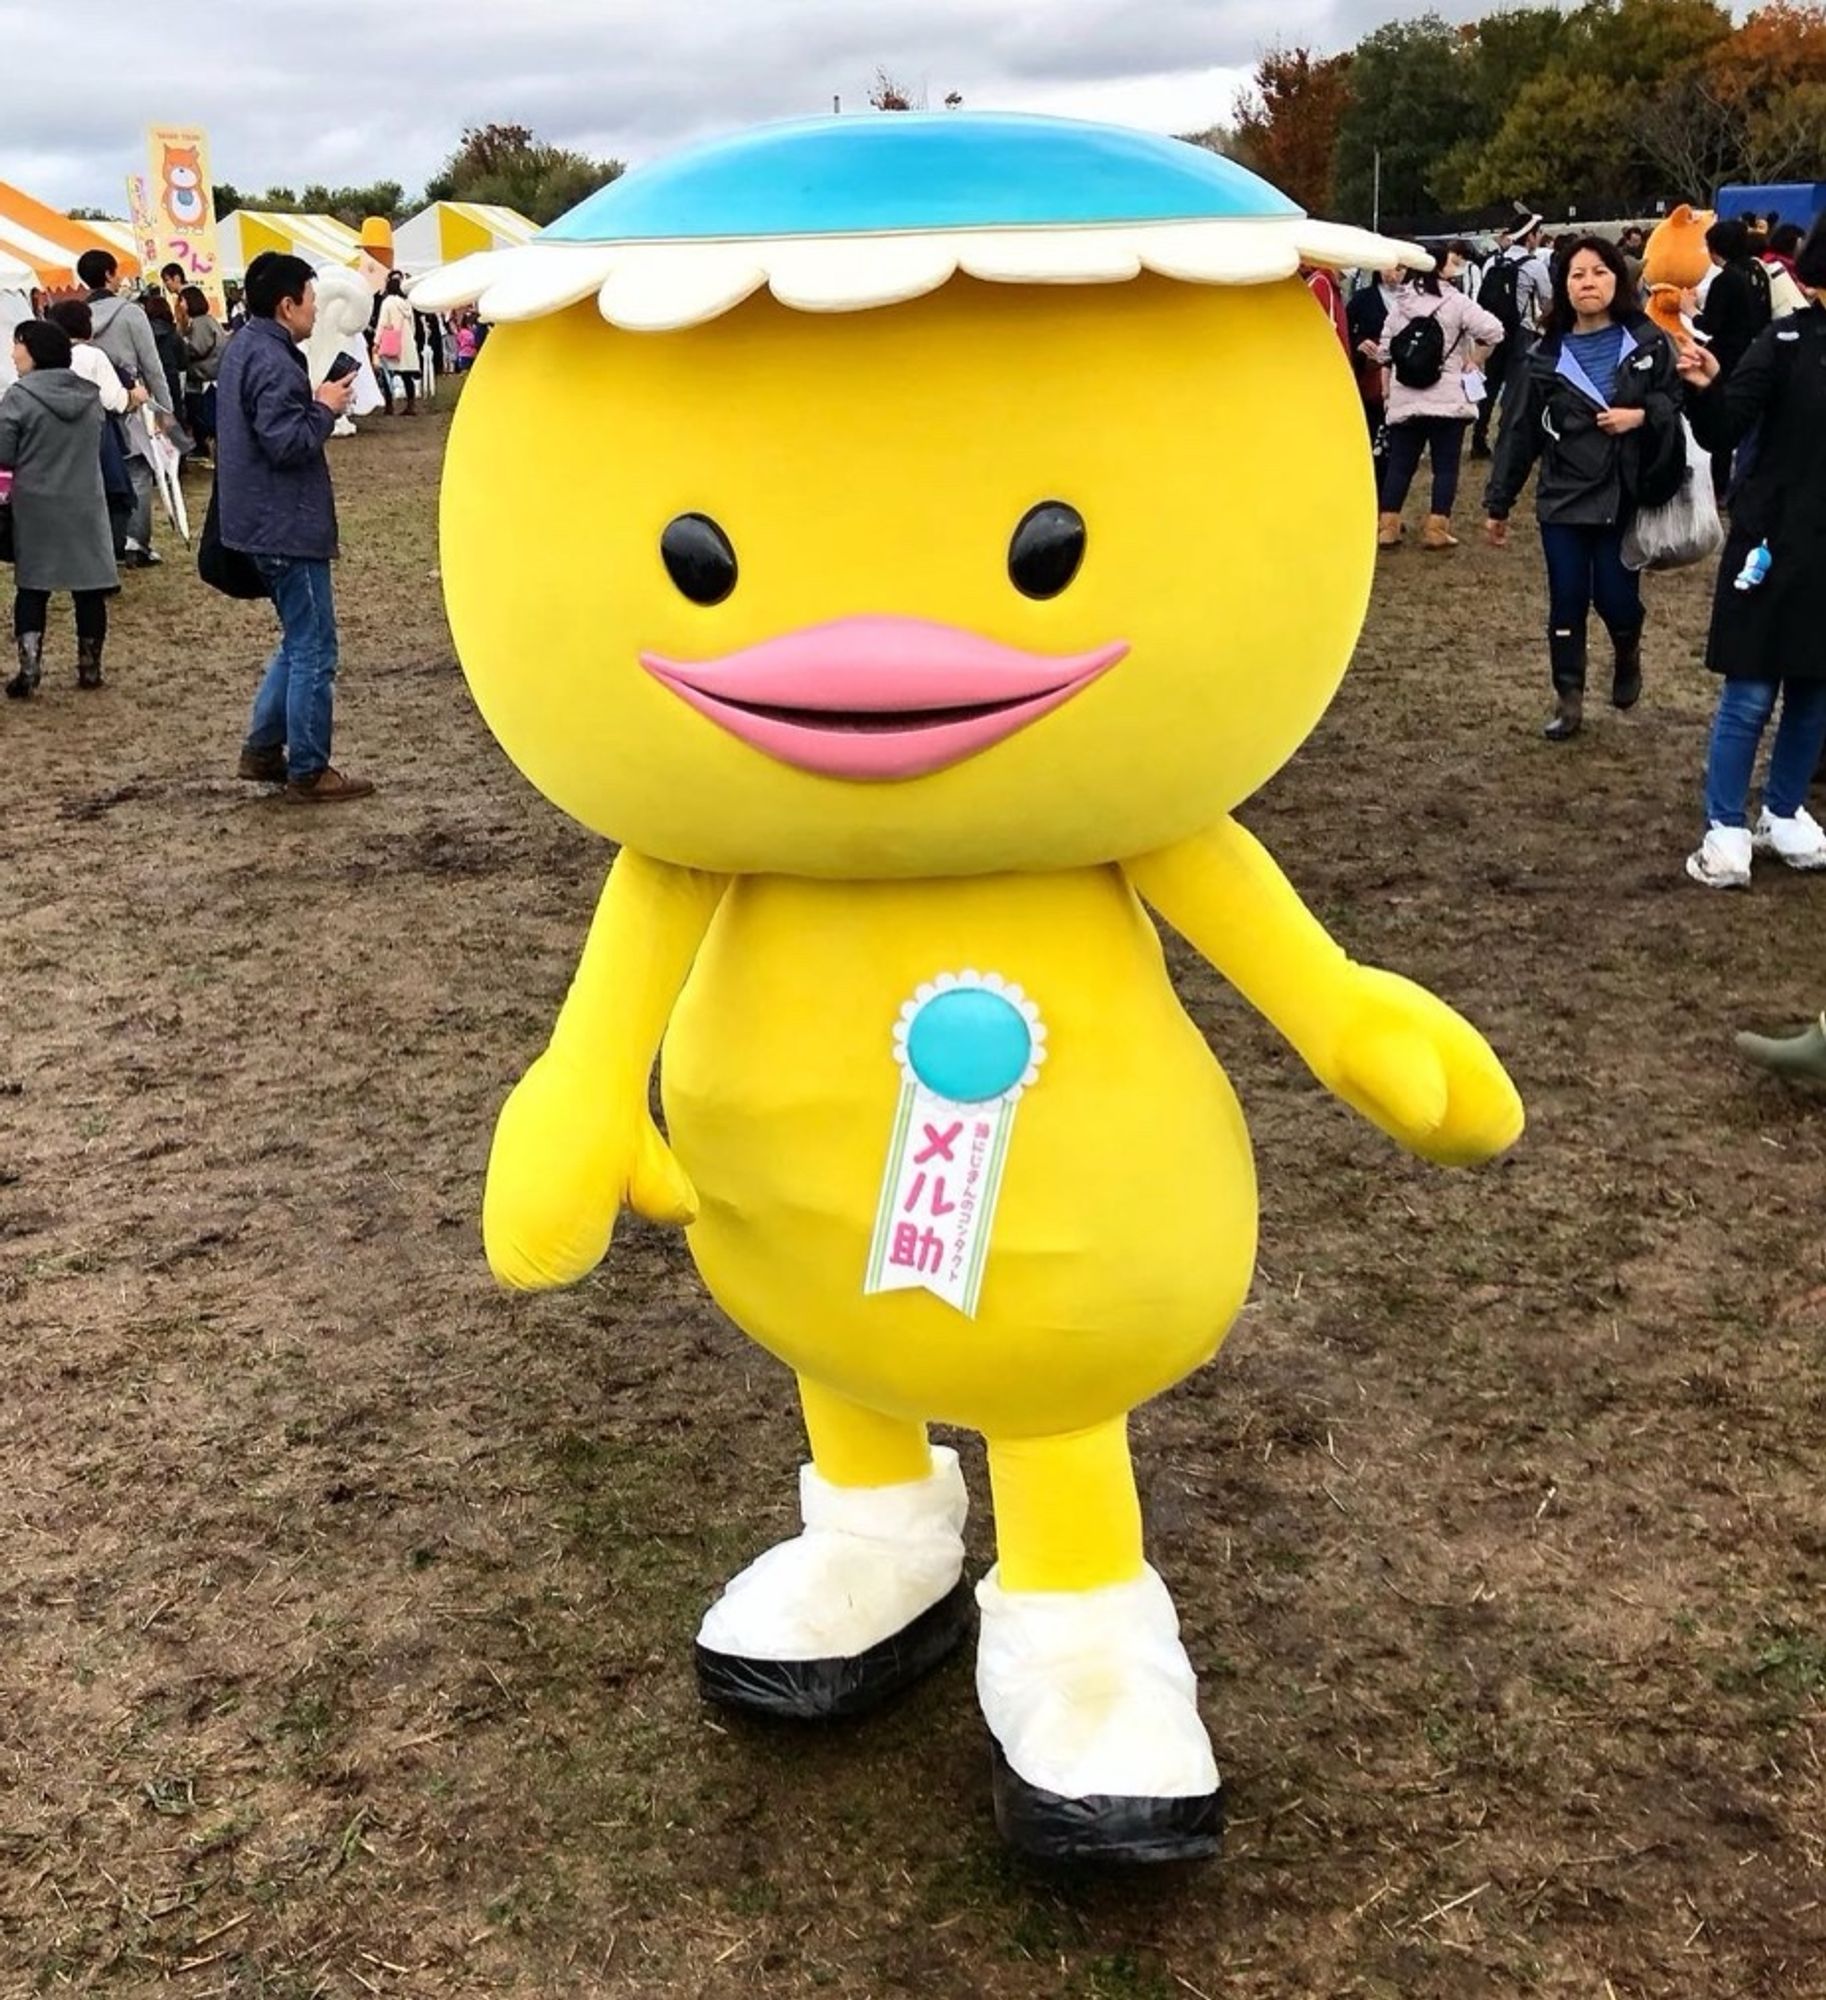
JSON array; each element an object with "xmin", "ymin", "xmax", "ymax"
[
  {"xmin": 986, "ymin": 1418, "xmax": 1146, "ymax": 1593},
  {"xmin": 798, "ymin": 1377, "xmax": 932, "ymax": 1488}
]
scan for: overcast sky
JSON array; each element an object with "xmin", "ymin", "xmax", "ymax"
[{"xmin": 3, "ymin": 0, "xmax": 1476, "ymax": 214}]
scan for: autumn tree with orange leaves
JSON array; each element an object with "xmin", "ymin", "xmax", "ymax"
[{"xmin": 1229, "ymin": 47, "xmax": 1354, "ymax": 214}]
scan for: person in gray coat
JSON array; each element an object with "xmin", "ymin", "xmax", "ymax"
[
  {"xmin": 77, "ymin": 248, "xmax": 172, "ymax": 568},
  {"xmin": 0, "ymin": 320, "xmax": 118, "ymax": 697}
]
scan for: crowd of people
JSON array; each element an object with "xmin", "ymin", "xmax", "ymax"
[
  {"xmin": 1314, "ymin": 207, "xmax": 1826, "ymax": 891},
  {"xmin": 0, "ymin": 248, "xmax": 489, "ymax": 799},
  {"xmin": 2, "ymin": 211, "xmax": 1821, "ymax": 872}
]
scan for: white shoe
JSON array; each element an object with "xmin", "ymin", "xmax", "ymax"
[
  {"xmin": 695, "ymin": 1447, "xmax": 969, "ymax": 1717},
  {"xmin": 976, "ymin": 1565, "xmax": 1222, "ymax": 1861},
  {"xmin": 1753, "ymin": 805, "xmax": 1826, "ymax": 871},
  {"xmin": 1686, "ymin": 824, "xmax": 1753, "ymax": 890}
]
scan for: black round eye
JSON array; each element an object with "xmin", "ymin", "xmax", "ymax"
[
  {"xmin": 1008, "ymin": 501, "xmax": 1086, "ymax": 599},
  {"xmin": 661, "ymin": 513, "xmax": 737, "ymax": 605}
]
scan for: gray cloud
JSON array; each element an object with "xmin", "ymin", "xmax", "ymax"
[{"xmin": 4, "ymin": 0, "xmax": 1479, "ymax": 213}]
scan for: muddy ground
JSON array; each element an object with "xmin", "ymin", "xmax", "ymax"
[{"xmin": 2, "ymin": 392, "xmax": 1822, "ymax": 2000}]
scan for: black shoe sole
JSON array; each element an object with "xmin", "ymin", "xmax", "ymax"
[
  {"xmin": 4, "ymin": 677, "xmax": 39, "ymax": 700},
  {"xmin": 1612, "ymin": 680, "xmax": 1642, "ymax": 711},
  {"xmin": 989, "ymin": 1740, "xmax": 1223, "ymax": 1864},
  {"xmin": 694, "ymin": 1576, "xmax": 973, "ymax": 1721}
]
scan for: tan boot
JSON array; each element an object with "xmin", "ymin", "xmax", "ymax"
[
  {"xmin": 1377, "ymin": 512, "xmax": 1404, "ymax": 548},
  {"xmin": 1421, "ymin": 513, "xmax": 1459, "ymax": 550}
]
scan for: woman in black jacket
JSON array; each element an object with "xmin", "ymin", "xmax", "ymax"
[
  {"xmin": 1697, "ymin": 217, "xmax": 1774, "ymax": 497},
  {"xmin": 1484, "ymin": 235, "xmax": 1683, "ymax": 740},
  {"xmin": 1677, "ymin": 215, "xmax": 1826, "ymax": 889},
  {"xmin": 141, "ymin": 293, "xmax": 189, "ymax": 431}
]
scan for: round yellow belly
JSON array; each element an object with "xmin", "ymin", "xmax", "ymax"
[{"xmin": 662, "ymin": 868, "xmax": 1257, "ymax": 1437}]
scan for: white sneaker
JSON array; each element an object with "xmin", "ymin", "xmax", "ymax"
[
  {"xmin": 1753, "ymin": 805, "xmax": 1826, "ymax": 871},
  {"xmin": 1686, "ymin": 824, "xmax": 1754, "ymax": 890},
  {"xmin": 695, "ymin": 1447, "xmax": 969, "ymax": 1717},
  {"xmin": 976, "ymin": 1564, "xmax": 1222, "ymax": 1861}
]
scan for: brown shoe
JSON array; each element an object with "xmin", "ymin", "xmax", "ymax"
[
  {"xmin": 238, "ymin": 743, "xmax": 287, "ymax": 783},
  {"xmin": 287, "ymin": 766, "xmax": 375, "ymax": 804},
  {"xmin": 1377, "ymin": 511, "xmax": 1404, "ymax": 548},
  {"xmin": 1421, "ymin": 513, "xmax": 1459, "ymax": 550}
]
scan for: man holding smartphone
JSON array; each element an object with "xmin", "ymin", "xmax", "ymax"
[{"xmin": 217, "ymin": 251, "xmax": 371, "ymax": 802}]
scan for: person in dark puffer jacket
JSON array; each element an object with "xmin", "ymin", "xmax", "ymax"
[{"xmin": 1677, "ymin": 214, "xmax": 1826, "ymax": 889}]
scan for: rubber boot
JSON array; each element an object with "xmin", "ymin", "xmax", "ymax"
[
  {"xmin": 1377, "ymin": 512, "xmax": 1404, "ymax": 548},
  {"xmin": 5, "ymin": 631, "xmax": 43, "ymax": 700},
  {"xmin": 1610, "ymin": 627, "xmax": 1643, "ymax": 710},
  {"xmin": 1543, "ymin": 631, "xmax": 1586, "ymax": 742},
  {"xmin": 1421, "ymin": 512, "xmax": 1459, "ymax": 550},
  {"xmin": 1736, "ymin": 1015, "xmax": 1826, "ymax": 1084},
  {"xmin": 76, "ymin": 633, "xmax": 105, "ymax": 690}
]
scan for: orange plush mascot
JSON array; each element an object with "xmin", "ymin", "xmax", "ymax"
[{"xmin": 1641, "ymin": 204, "xmax": 1713, "ymax": 343}]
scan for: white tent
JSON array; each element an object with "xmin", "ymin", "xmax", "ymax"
[
  {"xmin": 393, "ymin": 201, "xmax": 536, "ymax": 277},
  {"xmin": 0, "ymin": 251, "xmax": 34, "ymax": 387},
  {"xmin": 217, "ymin": 209, "xmax": 361, "ymax": 278}
]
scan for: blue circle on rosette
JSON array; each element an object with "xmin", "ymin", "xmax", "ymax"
[{"xmin": 906, "ymin": 988, "xmax": 1033, "ymax": 1105}]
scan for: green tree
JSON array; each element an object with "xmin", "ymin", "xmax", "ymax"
[
  {"xmin": 218, "ymin": 182, "xmax": 407, "ymax": 225},
  {"xmin": 1569, "ymin": 0, "xmax": 1731, "ymax": 88},
  {"xmin": 1333, "ymin": 15, "xmax": 1476, "ymax": 223},
  {"xmin": 425, "ymin": 123, "xmax": 624, "ymax": 227},
  {"xmin": 1230, "ymin": 46, "xmax": 1354, "ymax": 212},
  {"xmin": 1458, "ymin": 68, "xmax": 1643, "ymax": 203}
]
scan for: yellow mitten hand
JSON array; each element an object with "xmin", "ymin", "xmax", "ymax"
[
  {"xmin": 482, "ymin": 1056, "xmax": 698, "ymax": 1292},
  {"xmin": 1325, "ymin": 967, "xmax": 1524, "ymax": 1167}
]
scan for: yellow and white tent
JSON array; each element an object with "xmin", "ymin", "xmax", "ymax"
[
  {"xmin": 217, "ymin": 209, "xmax": 361, "ymax": 277},
  {"xmin": 393, "ymin": 201, "xmax": 537, "ymax": 276}
]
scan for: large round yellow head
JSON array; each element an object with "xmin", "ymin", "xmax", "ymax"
[{"xmin": 430, "ymin": 117, "xmax": 1418, "ymax": 879}]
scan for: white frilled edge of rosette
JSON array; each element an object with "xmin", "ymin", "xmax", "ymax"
[
  {"xmin": 894, "ymin": 970, "xmax": 1047, "ymax": 1108},
  {"xmin": 409, "ymin": 217, "xmax": 1431, "ymax": 334}
]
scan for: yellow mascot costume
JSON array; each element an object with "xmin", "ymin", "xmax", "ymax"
[{"xmin": 417, "ymin": 115, "xmax": 1525, "ymax": 1865}]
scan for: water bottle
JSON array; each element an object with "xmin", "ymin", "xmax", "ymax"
[{"xmin": 1735, "ymin": 541, "xmax": 1772, "ymax": 592}]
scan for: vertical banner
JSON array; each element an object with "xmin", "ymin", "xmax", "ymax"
[
  {"xmin": 124, "ymin": 175, "xmax": 160, "ymax": 277},
  {"xmin": 144, "ymin": 125, "xmax": 224, "ymax": 312}
]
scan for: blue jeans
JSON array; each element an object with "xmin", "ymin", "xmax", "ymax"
[
  {"xmin": 246, "ymin": 557, "xmax": 338, "ymax": 780},
  {"xmin": 1538, "ymin": 521, "xmax": 1642, "ymax": 646},
  {"xmin": 1703, "ymin": 678, "xmax": 1826, "ymax": 829}
]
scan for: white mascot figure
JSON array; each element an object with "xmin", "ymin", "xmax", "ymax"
[{"xmin": 302, "ymin": 264, "xmax": 385, "ymax": 438}]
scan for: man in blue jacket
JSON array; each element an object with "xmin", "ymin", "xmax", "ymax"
[{"xmin": 218, "ymin": 251, "xmax": 369, "ymax": 802}]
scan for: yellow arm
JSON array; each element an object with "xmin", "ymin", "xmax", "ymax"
[
  {"xmin": 1125, "ymin": 820, "xmax": 1523, "ymax": 1166},
  {"xmin": 484, "ymin": 847, "xmax": 728, "ymax": 1290}
]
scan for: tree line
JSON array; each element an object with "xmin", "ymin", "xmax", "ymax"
[
  {"xmin": 1191, "ymin": 0, "xmax": 1826, "ymax": 225},
  {"xmin": 212, "ymin": 124, "xmax": 625, "ymax": 231}
]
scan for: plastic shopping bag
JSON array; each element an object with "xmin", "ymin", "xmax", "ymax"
[{"xmin": 1623, "ymin": 418, "xmax": 1723, "ymax": 572}]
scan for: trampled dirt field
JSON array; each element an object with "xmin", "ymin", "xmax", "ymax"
[{"xmin": 2, "ymin": 390, "xmax": 1823, "ymax": 2000}]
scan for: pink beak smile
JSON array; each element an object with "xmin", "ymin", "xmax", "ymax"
[{"xmin": 640, "ymin": 615, "xmax": 1128, "ymax": 781}]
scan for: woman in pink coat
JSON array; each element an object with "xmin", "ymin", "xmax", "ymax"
[{"xmin": 1376, "ymin": 245, "xmax": 1506, "ymax": 550}]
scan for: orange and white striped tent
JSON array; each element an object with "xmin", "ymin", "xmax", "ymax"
[{"xmin": 0, "ymin": 181, "xmax": 142, "ymax": 290}]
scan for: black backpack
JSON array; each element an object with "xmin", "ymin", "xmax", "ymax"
[
  {"xmin": 1477, "ymin": 256, "xmax": 1523, "ymax": 338},
  {"xmin": 1389, "ymin": 310, "xmax": 1447, "ymax": 389}
]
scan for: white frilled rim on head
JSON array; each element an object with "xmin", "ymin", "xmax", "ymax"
[{"xmin": 408, "ymin": 218, "xmax": 1432, "ymax": 332}]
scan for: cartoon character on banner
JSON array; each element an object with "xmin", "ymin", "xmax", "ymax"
[
  {"xmin": 420, "ymin": 115, "xmax": 1525, "ymax": 1866},
  {"xmin": 302, "ymin": 263, "xmax": 385, "ymax": 436},
  {"xmin": 160, "ymin": 144, "xmax": 208, "ymax": 230}
]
